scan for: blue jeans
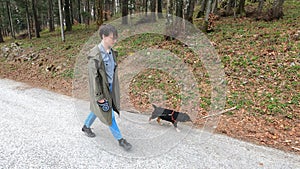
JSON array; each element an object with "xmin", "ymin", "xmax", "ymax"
[{"xmin": 84, "ymin": 83, "xmax": 122, "ymax": 140}]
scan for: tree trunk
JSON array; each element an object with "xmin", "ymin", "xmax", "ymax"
[
  {"xmin": 158, "ymin": 0, "xmax": 163, "ymax": 18},
  {"xmin": 185, "ymin": 0, "xmax": 196, "ymax": 23},
  {"xmin": 196, "ymin": 0, "xmax": 207, "ymax": 18},
  {"xmin": 48, "ymin": 0, "xmax": 55, "ymax": 32},
  {"xmin": 211, "ymin": 0, "xmax": 218, "ymax": 13},
  {"xmin": 145, "ymin": 0, "xmax": 148, "ymax": 15},
  {"xmin": 174, "ymin": 0, "xmax": 184, "ymax": 35},
  {"xmin": 0, "ymin": 27, "xmax": 3, "ymax": 43},
  {"xmin": 92, "ymin": 0, "xmax": 96, "ymax": 21},
  {"xmin": 78, "ymin": 0, "xmax": 82, "ymax": 23},
  {"xmin": 226, "ymin": 0, "xmax": 234, "ymax": 15},
  {"xmin": 0, "ymin": 13, "xmax": 4, "ymax": 42},
  {"xmin": 167, "ymin": 0, "xmax": 174, "ymax": 21},
  {"xmin": 204, "ymin": 0, "xmax": 212, "ymax": 32},
  {"xmin": 122, "ymin": 0, "xmax": 128, "ymax": 24},
  {"xmin": 30, "ymin": 14, "xmax": 34, "ymax": 35},
  {"xmin": 257, "ymin": 0, "xmax": 265, "ymax": 14},
  {"xmin": 85, "ymin": 0, "xmax": 90, "ymax": 25},
  {"xmin": 175, "ymin": 0, "xmax": 185, "ymax": 35},
  {"xmin": 58, "ymin": 0, "xmax": 65, "ymax": 41},
  {"xmin": 25, "ymin": 0, "xmax": 32, "ymax": 39},
  {"xmin": 32, "ymin": 0, "xmax": 40, "ymax": 38},
  {"xmin": 150, "ymin": 0, "xmax": 156, "ymax": 22},
  {"xmin": 6, "ymin": 1, "xmax": 15, "ymax": 39},
  {"xmin": 271, "ymin": 0, "xmax": 285, "ymax": 19},
  {"xmin": 96, "ymin": 0, "xmax": 104, "ymax": 26},
  {"xmin": 237, "ymin": 0, "xmax": 246, "ymax": 16},
  {"xmin": 116, "ymin": 0, "xmax": 121, "ymax": 14},
  {"xmin": 175, "ymin": 0, "xmax": 183, "ymax": 18},
  {"xmin": 112, "ymin": 0, "xmax": 116, "ymax": 16},
  {"xmin": 165, "ymin": 0, "xmax": 175, "ymax": 41},
  {"xmin": 70, "ymin": 0, "xmax": 74, "ymax": 25},
  {"xmin": 65, "ymin": 0, "xmax": 72, "ymax": 31},
  {"xmin": 0, "ymin": 1, "xmax": 4, "ymax": 38}
]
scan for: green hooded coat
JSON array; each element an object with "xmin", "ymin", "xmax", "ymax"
[{"xmin": 87, "ymin": 45, "xmax": 120, "ymax": 126}]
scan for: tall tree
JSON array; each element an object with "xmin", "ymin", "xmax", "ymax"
[
  {"xmin": 167, "ymin": 0, "xmax": 174, "ymax": 20},
  {"xmin": 85, "ymin": 0, "xmax": 91, "ymax": 25},
  {"xmin": 175, "ymin": 0, "xmax": 183, "ymax": 18},
  {"xmin": 77, "ymin": 0, "xmax": 82, "ymax": 23},
  {"xmin": 25, "ymin": 0, "xmax": 32, "ymax": 39},
  {"xmin": 157, "ymin": 0, "xmax": 163, "ymax": 18},
  {"xmin": 96, "ymin": 0, "xmax": 104, "ymax": 26},
  {"xmin": 32, "ymin": 0, "xmax": 40, "ymax": 38},
  {"xmin": 112, "ymin": 0, "xmax": 116, "ymax": 16},
  {"xmin": 70, "ymin": 0, "xmax": 73, "ymax": 25},
  {"xmin": 185, "ymin": 0, "xmax": 196, "ymax": 23},
  {"xmin": 0, "ymin": 26, "xmax": 3, "ymax": 43},
  {"xmin": 237, "ymin": 0, "xmax": 246, "ymax": 16},
  {"xmin": 257, "ymin": 0, "xmax": 265, "ymax": 14},
  {"xmin": 226, "ymin": 0, "xmax": 234, "ymax": 15},
  {"xmin": 165, "ymin": 0, "xmax": 175, "ymax": 41},
  {"xmin": 271, "ymin": 0, "xmax": 285, "ymax": 19},
  {"xmin": 175, "ymin": 0, "xmax": 184, "ymax": 35},
  {"xmin": 48, "ymin": 0, "xmax": 55, "ymax": 32},
  {"xmin": 122, "ymin": 0, "xmax": 128, "ymax": 24},
  {"xmin": 58, "ymin": 0, "xmax": 65, "ymax": 41},
  {"xmin": 0, "ymin": 13, "xmax": 4, "ymax": 42},
  {"xmin": 6, "ymin": 0, "xmax": 15, "ymax": 39},
  {"xmin": 92, "ymin": 0, "xmax": 96, "ymax": 21},
  {"xmin": 1, "ymin": 1, "xmax": 8, "ymax": 37},
  {"xmin": 204, "ymin": 0, "xmax": 213, "ymax": 32},
  {"xmin": 65, "ymin": 0, "xmax": 72, "ymax": 31},
  {"xmin": 211, "ymin": 0, "xmax": 218, "ymax": 13},
  {"xmin": 144, "ymin": 0, "xmax": 148, "ymax": 14},
  {"xmin": 150, "ymin": 0, "xmax": 156, "ymax": 22},
  {"xmin": 196, "ymin": 0, "xmax": 207, "ymax": 18}
]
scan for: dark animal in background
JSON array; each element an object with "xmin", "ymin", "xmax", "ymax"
[{"xmin": 149, "ymin": 104, "xmax": 192, "ymax": 132}]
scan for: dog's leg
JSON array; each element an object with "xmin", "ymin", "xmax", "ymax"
[
  {"xmin": 149, "ymin": 115, "xmax": 157, "ymax": 123},
  {"xmin": 173, "ymin": 122, "xmax": 181, "ymax": 132},
  {"xmin": 156, "ymin": 117, "xmax": 163, "ymax": 125},
  {"xmin": 149, "ymin": 117, "xmax": 153, "ymax": 122}
]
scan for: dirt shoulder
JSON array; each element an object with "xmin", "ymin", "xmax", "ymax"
[{"xmin": 0, "ymin": 46, "xmax": 299, "ymax": 155}]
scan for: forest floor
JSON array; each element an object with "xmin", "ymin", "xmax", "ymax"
[{"xmin": 0, "ymin": 2, "xmax": 299, "ymax": 155}]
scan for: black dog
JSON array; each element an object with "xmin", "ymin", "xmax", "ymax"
[{"xmin": 149, "ymin": 104, "xmax": 192, "ymax": 132}]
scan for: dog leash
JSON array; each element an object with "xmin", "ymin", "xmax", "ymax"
[{"xmin": 170, "ymin": 111, "xmax": 176, "ymax": 123}]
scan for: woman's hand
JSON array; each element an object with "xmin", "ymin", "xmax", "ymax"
[
  {"xmin": 97, "ymin": 99, "xmax": 110, "ymax": 112},
  {"xmin": 97, "ymin": 99, "xmax": 105, "ymax": 103}
]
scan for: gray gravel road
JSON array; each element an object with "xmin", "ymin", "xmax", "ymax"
[{"xmin": 0, "ymin": 78, "xmax": 299, "ymax": 169}]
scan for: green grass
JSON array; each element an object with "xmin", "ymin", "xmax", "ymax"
[
  {"xmin": 0, "ymin": 24, "xmax": 98, "ymax": 80},
  {"xmin": 203, "ymin": 1, "xmax": 300, "ymax": 119},
  {"xmin": 115, "ymin": 33, "xmax": 165, "ymax": 60}
]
